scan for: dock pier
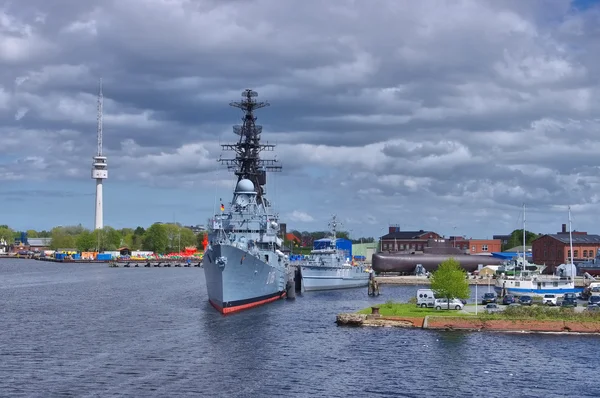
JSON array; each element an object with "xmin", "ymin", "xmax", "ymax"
[{"xmin": 110, "ymin": 260, "xmax": 203, "ymax": 268}]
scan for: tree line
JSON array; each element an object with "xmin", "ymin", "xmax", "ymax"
[{"xmin": 0, "ymin": 223, "xmax": 206, "ymax": 255}]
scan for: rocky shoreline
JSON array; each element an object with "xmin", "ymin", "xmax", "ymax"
[{"xmin": 336, "ymin": 313, "xmax": 600, "ymax": 334}]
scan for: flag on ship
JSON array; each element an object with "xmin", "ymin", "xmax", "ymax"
[{"xmin": 220, "ymin": 201, "xmax": 225, "ymax": 212}]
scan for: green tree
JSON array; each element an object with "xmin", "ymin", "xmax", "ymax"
[
  {"xmin": 102, "ymin": 226, "xmax": 122, "ymax": 250},
  {"xmin": 49, "ymin": 227, "xmax": 76, "ymax": 250},
  {"xmin": 38, "ymin": 230, "xmax": 51, "ymax": 238},
  {"xmin": 503, "ymin": 229, "xmax": 540, "ymax": 251},
  {"xmin": 0, "ymin": 226, "xmax": 14, "ymax": 244},
  {"xmin": 430, "ymin": 258, "xmax": 470, "ymax": 309},
  {"xmin": 179, "ymin": 227, "xmax": 197, "ymax": 249},
  {"xmin": 76, "ymin": 230, "xmax": 96, "ymax": 251},
  {"xmin": 142, "ymin": 223, "xmax": 168, "ymax": 254},
  {"xmin": 26, "ymin": 229, "xmax": 38, "ymax": 238}
]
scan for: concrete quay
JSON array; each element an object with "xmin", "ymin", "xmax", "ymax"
[{"xmin": 376, "ymin": 275, "xmax": 587, "ymax": 287}]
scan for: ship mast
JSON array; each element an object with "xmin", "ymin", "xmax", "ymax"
[
  {"xmin": 522, "ymin": 202, "xmax": 526, "ymax": 274},
  {"xmin": 329, "ymin": 215, "xmax": 338, "ymax": 242},
  {"xmin": 219, "ymin": 89, "xmax": 281, "ymax": 206}
]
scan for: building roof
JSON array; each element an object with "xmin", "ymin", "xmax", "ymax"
[
  {"xmin": 28, "ymin": 238, "xmax": 52, "ymax": 247},
  {"xmin": 381, "ymin": 230, "xmax": 434, "ymax": 240},
  {"xmin": 505, "ymin": 245, "xmax": 532, "ymax": 252},
  {"xmin": 491, "ymin": 252, "xmax": 531, "ymax": 260},
  {"xmin": 543, "ymin": 234, "xmax": 600, "ymax": 244}
]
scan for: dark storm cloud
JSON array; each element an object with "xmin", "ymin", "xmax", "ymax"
[{"xmin": 2, "ymin": 0, "xmax": 600, "ymax": 235}]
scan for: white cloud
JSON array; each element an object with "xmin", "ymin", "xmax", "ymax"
[
  {"xmin": 1, "ymin": 0, "xmax": 600, "ymax": 236},
  {"xmin": 287, "ymin": 211, "xmax": 315, "ymax": 223}
]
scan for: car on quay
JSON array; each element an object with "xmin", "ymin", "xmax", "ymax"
[
  {"xmin": 485, "ymin": 303, "xmax": 500, "ymax": 313},
  {"xmin": 434, "ymin": 298, "xmax": 464, "ymax": 310},
  {"xmin": 588, "ymin": 296, "xmax": 600, "ymax": 307},
  {"xmin": 502, "ymin": 294, "xmax": 516, "ymax": 305},
  {"xmin": 561, "ymin": 298, "xmax": 577, "ymax": 308},
  {"xmin": 482, "ymin": 292, "xmax": 497, "ymax": 305},
  {"xmin": 543, "ymin": 294, "xmax": 558, "ymax": 306},
  {"xmin": 518, "ymin": 295, "xmax": 533, "ymax": 306}
]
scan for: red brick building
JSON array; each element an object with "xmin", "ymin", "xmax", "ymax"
[
  {"xmin": 467, "ymin": 239, "xmax": 502, "ymax": 255},
  {"xmin": 532, "ymin": 224, "xmax": 600, "ymax": 271},
  {"xmin": 380, "ymin": 227, "xmax": 442, "ymax": 252},
  {"xmin": 448, "ymin": 237, "xmax": 501, "ymax": 254}
]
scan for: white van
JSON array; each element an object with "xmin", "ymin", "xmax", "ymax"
[{"xmin": 416, "ymin": 289, "xmax": 436, "ymax": 308}]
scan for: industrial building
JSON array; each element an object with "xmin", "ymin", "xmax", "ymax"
[
  {"xmin": 379, "ymin": 226, "xmax": 442, "ymax": 252},
  {"xmin": 532, "ymin": 224, "xmax": 600, "ymax": 271},
  {"xmin": 379, "ymin": 227, "xmax": 501, "ymax": 256}
]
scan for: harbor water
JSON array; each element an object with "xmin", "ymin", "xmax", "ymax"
[{"xmin": 1, "ymin": 259, "xmax": 599, "ymax": 397}]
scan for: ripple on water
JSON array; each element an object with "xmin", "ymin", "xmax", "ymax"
[{"xmin": 2, "ymin": 259, "xmax": 600, "ymax": 397}]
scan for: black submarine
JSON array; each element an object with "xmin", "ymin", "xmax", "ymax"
[{"xmin": 372, "ymin": 239, "xmax": 504, "ymax": 273}]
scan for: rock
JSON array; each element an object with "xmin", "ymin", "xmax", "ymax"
[{"xmin": 336, "ymin": 313, "xmax": 367, "ymax": 326}]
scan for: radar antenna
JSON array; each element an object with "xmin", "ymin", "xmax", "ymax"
[
  {"xmin": 329, "ymin": 215, "xmax": 339, "ymax": 241},
  {"xmin": 219, "ymin": 89, "xmax": 282, "ymax": 206},
  {"xmin": 97, "ymin": 78, "xmax": 103, "ymax": 156}
]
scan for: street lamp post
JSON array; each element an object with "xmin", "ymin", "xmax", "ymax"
[{"xmin": 475, "ymin": 281, "xmax": 478, "ymax": 315}]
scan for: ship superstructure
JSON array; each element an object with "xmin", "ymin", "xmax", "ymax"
[
  {"xmin": 299, "ymin": 215, "xmax": 370, "ymax": 291},
  {"xmin": 203, "ymin": 89, "xmax": 290, "ymax": 314}
]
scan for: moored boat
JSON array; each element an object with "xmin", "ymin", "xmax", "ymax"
[
  {"xmin": 298, "ymin": 215, "xmax": 370, "ymax": 292},
  {"xmin": 203, "ymin": 89, "xmax": 290, "ymax": 314}
]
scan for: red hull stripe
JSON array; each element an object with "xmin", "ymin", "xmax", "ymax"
[{"xmin": 210, "ymin": 292, "xmax": 286, "ymax": 314}]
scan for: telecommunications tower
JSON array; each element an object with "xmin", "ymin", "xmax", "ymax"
[{"xmin": 91, "ymin": 78, "xmax": 107, "ymax": 230}]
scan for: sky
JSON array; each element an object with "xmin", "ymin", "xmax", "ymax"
[{"xmin": 1, "ymin": 0, "xmax": 600, "ymax": 239}]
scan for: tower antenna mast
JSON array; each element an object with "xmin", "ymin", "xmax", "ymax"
[
  {"xmin": 92, "ymin": 78, "xmax": 108, "ymax": 230},
  {"xmin": 97, "ymin": 78, "xmax": 103, "ymax": 156}
]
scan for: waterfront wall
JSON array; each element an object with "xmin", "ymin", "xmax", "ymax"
[{"xmin": 336, "ymin": 313, "xmax": 600, "ymax": 333}]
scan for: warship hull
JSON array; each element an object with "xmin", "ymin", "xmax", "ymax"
[
  {"xmin": 372, "ymin": 253, "xmax": 504, "ymax": 273},
  {"xmin": 204, "ymin": 244, "xmax": 287, "ymax": 314},
  {"xmin": 300, "ymin": 265, "xmax": 370, "ymax": 291}
]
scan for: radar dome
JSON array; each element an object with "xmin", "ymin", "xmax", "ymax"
[{"xmin": 235, "ymin": 179, "xmax": 255, "ymax": 193}]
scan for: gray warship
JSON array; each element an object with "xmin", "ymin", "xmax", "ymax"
[
  {"xmin": 203, "ymin": 89, "xmax": 290, "ymax": 314},
  {"xmin": 299, "ymin": 215, "xmax": 370, "ymax": 291}
]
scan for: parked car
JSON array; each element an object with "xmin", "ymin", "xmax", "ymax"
[
  {"xmin": 434, "ymin": 298, "xmax": 464, "ymax": 310},
  {"xmin": 518, "ymin": 295, "xmax": 533, "ymax": 306},
  {"xmin": 502, "ymin": 295, "xmax": 516, "ymax": 305},
  {"xmin": 485, "ymin": 303, "xmax": 500, "ymax": 313},
  {"xmin": 543, "ymin": 294, "xmax": 558, "ymax": 306},
  {"xmin": 561, "ymin": 298, "xmax": 577, "ymax": 307},
  {"xmin": 563, "ymin": 293, "xmax": 578, "ymax": 301},
  {"xmin": 588, "ymin": 296, "xmax": 600, "ymax": 306},
  {"xmin": 482, "ymin": 292, "xmax": 497, "ymax": 305},
  {"xmin": 587, "ymin": 304, "xmax": 600, "ymax": 312}
]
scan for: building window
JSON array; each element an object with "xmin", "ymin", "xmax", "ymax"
[
  {"xmin": 584, "ymin": 250, "xmax": 588, "ymax": 257},
  {"xmin": 575, "ymin": 250, "xmax": 579, "ymax": 258},
  {"xmin": 472, "ymin": 246, "xmax": 475, "ymax": 251},
  {"xmin": 591, "ymin": 250, "xmax": 595, "ymax": 257},
  {"xmin": 568, "ymin": 250, "xmax": 571, "ymax": 259},
  {"xmin": 482, "ymin": 245, "xmax": 488, "ymax": 252}
]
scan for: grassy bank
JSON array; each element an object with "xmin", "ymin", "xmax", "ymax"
[
  {"xmin": 358, "ymin": 302, "xmax": 600, "ymax": 322},
  {"xmin": 357, "ymin": 301, "xmax": 473, "ymax": 317},
  {"xmin": 480, "ymin": 306, "xmax": 600, "ymax": 322}
]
